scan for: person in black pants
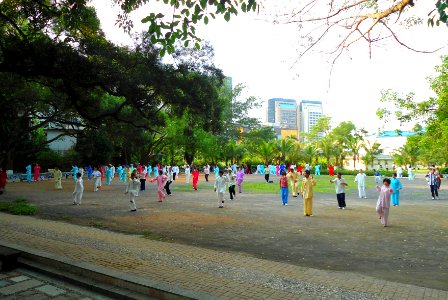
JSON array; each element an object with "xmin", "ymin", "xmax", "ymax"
[
  {"xmin": 330, "ymin": 172, "xmax": 348, "ymax": 209},
  {"xmin": 264, "ymin": 164, "xmax": 270, "ymax": 183}
]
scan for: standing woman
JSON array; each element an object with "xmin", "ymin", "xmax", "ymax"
[
  {"xmin": 33, "ymin": 163, "xmax": 41, "ymax": 181},
  {"xmin": 26, "ymin": 164, "xmax": 32, "ymax": 182},
  {"xmin": 184, "ymin": 164, "xmax": 191, "ymax": 184},
  {"xmin": 376, "ymin": 178, "xmax": 393, "ymax": 227},
  {"xmin": 390, "ymin": 173, "xmax": 402, "ymax": 206},
  {"xmin": 192, "ymin": 166, "xmax": 200, "ymax": 190},
  {"xmin": 236, "ymin": 167, "xmax": 244, "ymax": 193}
]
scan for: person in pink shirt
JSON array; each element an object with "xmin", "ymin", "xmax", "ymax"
[
  {"xmin": 236, "ymin": 167, "xmax": 244, "ymax": 193},
  {"xmin": 376, "ymin": 178, "xmax": 393, "ymax": 227},
  {"xmin": 150, "ymin": 170, "xmax": 168, "ymax": 202},
  {"xmin": 33, "ymin": 163, "xmax": 41, "ymax": 181}
]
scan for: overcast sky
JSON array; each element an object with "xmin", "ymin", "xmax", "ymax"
[{"xmin": 91, "ymin": 0, "xmax": 447, "ymax": 132}]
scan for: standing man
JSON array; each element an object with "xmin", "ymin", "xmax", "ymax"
[
  {"xmin": 330, "ymin": 172, "xmax": 348, "ymax": 209},
  {"xmin": 72, "ymin": 172, "xmax": 84, "ymax": 205},
  {"xmin": 204, "ymin": 164, "xmax": 210, "ymax": 182},
  {"xmin": 214, "ymin": 170, "xmax": 228, "ymax": 208},
  {"xmin": 301, "ymin": 170, "xmax": 316, "ymax": 217},
  {"xmin": 172, "ymin": 164, "xmax": 179, "ymax": 181},
  {"xmin": 427, "ymin": 168, "xmax": 440, "ymax": 200},
  {"xmin": 354, "ymin": 169, "xmax": 367, "ymax": 199},
  {"xmin": 227, "ymin": 168, "xmax": 236, "ymax": 200},
  {"xmin": 264, "ymin": 164, "xmax": 270, "ymax": 183}
]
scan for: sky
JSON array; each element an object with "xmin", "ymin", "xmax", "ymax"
[{"xmin": 91, "ymin": 1, "xmax": 447, "ymax": 132}]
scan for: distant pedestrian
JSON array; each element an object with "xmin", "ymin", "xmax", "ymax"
[
  {"xmin": 376, "ymin": 178, "xmax": 393, "ymax": 227},
  {"xmin": 328, "ymin": 164, "xmax": 335, "ymax": 177},
  {"xmin": 330, "ymin": 172, "xmax": 348, "ymax": 209},
  {"xmin": 407, "ymin": 166, "xmax": 414, "ymax": 180},
  {"xmin": 280, "ymin": 171, "xmax": 289, "ymax": 205},
  {"xmin": 72, "ymin": 172, "xmax": 84, "ymax": 205},
  {"xmin": 33, "ymin": 163, "xmax": 41, "ymax": 181},
  {"xmin": 204, "ymin": 164, "xmax": 210, "ymax": 182},
  {"xmin": 164, "ymin": 167, "xmax": 173, "ymax": 195},
  {"xmin": 92, "ymin": 167, "xmax": 101, "ymax": 192}
]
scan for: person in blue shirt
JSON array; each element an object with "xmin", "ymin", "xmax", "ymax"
[{"xmin": 390, "ymin": 173, "xmax": 403, "ymax": 206}]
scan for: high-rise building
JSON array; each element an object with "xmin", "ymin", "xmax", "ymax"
[
  {"xmin": 267, "ymin": 98, "xmax": 297, "ymax": 128},
  {"xmin": 298, "ymin": 100, "xmax": 323, "ymax": 134}
]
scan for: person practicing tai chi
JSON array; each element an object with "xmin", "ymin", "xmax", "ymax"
[
  {"xmin": 236, "ymin": 167, "xmax": 244, "ymax": 193},
  {"xmin": 92, "ymin": 167, "xmax": 101, "ymax": 192},
  {"xmin": 376, "ymin": 178, "xmax": 393, "ymax": 227},
  {"xmin": 33, "ymin": 163, "xmax": 41, "ymax": 181},
  {"xmin": 286, "ymin": 167, "xmax": 299, "ymax": 197},
  {"xmin": 26, "ymin": 164, "xmax": 32, "ymax": 182},
  {"xmin": 301, "ymin": 170, "xmax": 316, "ymax": 217},
  {"xmin": 214, "ymin": 170, "xmax": 228, "ymax": 208},
  {"xmin": 279, "ymin": 171, "xmax": 289, "ymax": 205},
  {"xmin": 354, "ymin": 169, "xmax": 367, "ymax": 199},
  {"xmin": 125, "ymin": 173, "xmax": 140, "ymax": 212},
  {"xmin": 192, "ymin": 166, "xmax": 200, "ymax": 190},
  {"xmin": 51, "ymin": 167, "xmax": 63, "ymax": 190},
  {"xmin": 151, "ymin": 170, "xmax": 168, "ymax": 202},
  {"xmin": 227, "ymin": 168, "xmax": 236, "ymax": 200},
  {"xmin": 184, "ymin": 164, "xmax": 191, "ymax": 184},
  {"xmin": 72, "ymin": 172, "xmax": 84, "ymax": 205},
  {"xmin": 330, "ymin": 172, "xmax": 348, "ymax": 209},
  {"xmin": 390, "ymin": 173, "xmax": 403, "ymax": 206}
]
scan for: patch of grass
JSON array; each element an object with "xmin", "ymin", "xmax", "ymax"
[
  {"xmin": 141, "ymin": 230, "xmax": 153, "ymax": 239},
  {"xmin": 88, "ymin": 221, "xmax": 105, "ymax": 228},
  {"xmin": 0, "ymin": 198, "xmax": 38, "ymax": 215}
]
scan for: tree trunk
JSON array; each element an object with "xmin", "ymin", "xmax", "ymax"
[{"xmin": 184, "ymin": 151, "xmax": 195, "ymax": 165}]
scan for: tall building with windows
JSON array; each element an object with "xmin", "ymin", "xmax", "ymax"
[
  {"xmin": 267, "ymin": 98, "xmax": 297, "ymax": 128},
  {"xmin": 298, "ymin": 100, "xmax": 323, "ymax": 133}
]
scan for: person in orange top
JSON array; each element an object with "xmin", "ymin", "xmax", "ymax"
[{"xmin": 192, "ymin": 166, "xmax": 200, "ymax": 190}]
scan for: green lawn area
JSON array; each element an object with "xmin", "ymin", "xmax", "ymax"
[{"xmin": 171, "ymin": 175, "xmax": 380, "ymax": 194}]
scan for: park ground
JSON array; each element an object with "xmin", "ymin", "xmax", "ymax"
[{"xmin": 0, "ymin": 173, "xmax": 447, "ymax": 292}]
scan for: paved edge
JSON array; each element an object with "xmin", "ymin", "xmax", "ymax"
[{"xmin": 0, "ymin": 241, "xmax": 216, "ymax": 300}]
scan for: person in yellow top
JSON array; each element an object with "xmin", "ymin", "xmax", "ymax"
[
  {"xmin": 49, "ymin": 167, "xmax": 63, "ymax": 189},
  {"xmin": 301, "ymin": 170, "xmax": 316, "ymax": 216},
  {"xmin": 286, "ymin": 167, "xmax": 299, "ymax": 197}
]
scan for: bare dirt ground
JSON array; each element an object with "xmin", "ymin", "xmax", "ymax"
[{"xmin": 1, "ymin": 174, "xmax": 447, "ymax": 291}]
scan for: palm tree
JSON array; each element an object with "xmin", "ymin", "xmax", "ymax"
[
  {"xmin": 345, "ymin": 135, "xmax": 364, "ymax": 169},
  {"xmin": 303, "ymin": 144, "xmax": 318, "ymax": 164},
  {"xmin": 276, "ymin": 139, "xmax": 295, "ymax": 164},
  {"xmin": 317, "ymin": 136, "xmax": 334, "ymax": 165},
  {"xmin": 363, "ymin": 140, "xmax": 383, "ymax": 169},
  {"xmin": 258, "ymin": 141, "xmax": 275, "ymax": 165}
]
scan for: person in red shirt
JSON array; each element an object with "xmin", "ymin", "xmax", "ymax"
[
  {"xmin": 328, "ymin": 165, "xmax": 335, "ymax": 177},
  {"xmin": 192, "ymin": 166, "xmax": 200, "ymax": 190},
  {"xmin": 33, "ymin": 163, "xmax": 41, "ymax": 181},
  {"xmin": 0, "ymin": 167, "xmax": 7, "ymax": 194},
  {"xmin": 297, "ymin": 165, "xmax": 303, "ymax": 175},
  {"xmin": 279, "ymin": 171, "xmax": 289, "ymax": 205}
]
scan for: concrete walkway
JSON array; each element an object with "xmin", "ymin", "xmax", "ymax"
[{"xmin": 0, "ymin": 213, "xmax": 446, "ymax": 300}]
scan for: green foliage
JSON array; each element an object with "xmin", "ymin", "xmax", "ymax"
[
  {"xmin": 428, "ymin": 0, "xmax": 448, "ymax": 27},
  {"xmin": 118, "ymin": 0, "xmax": 257, "ymax": 55},
  {"xmin": 0, "ymin": 199, "xmax": 38, "ymax": 215}
]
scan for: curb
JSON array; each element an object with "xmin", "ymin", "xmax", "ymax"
[{"xmin": 0, "ymin": 241, "xmax": 213, "ymax": 300}]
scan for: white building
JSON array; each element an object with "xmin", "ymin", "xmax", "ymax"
[{"xmin": 297, "ymin": 100, "xmax": 323, "ymax": 134}]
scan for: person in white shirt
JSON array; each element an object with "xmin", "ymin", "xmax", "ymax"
[
  {"xmin": 214, "ymin": 170, "xmax": 228, "ymax": 208},
  {"xmin": 164, "ymin": 167, "xmax": 173, "ymax": 195},
  {"xmin": 72, "ymin": 172, "xmax": 84, "ymax": 205},
  {"xmin": 396, "ymin": 166, "xmax": 403, "ymax": 178},
  {"xmin": 184, "ymin": 164, "xmax": 191, "ymax": 183},
  {"xmin": 354, "ymin": 169, "xmax": 367, "ymax": 199},
  {"xmin": 227, "ymin": 168, "xmax": 236, "ymax": 200},
  {"xmin": 92, "ymin": 167, "xmax": 101, "ymax": 192},
  {"xmin": 125, "ymin": 173, "xmax": 140, "ymax": 211},
  {"xmin": 204, "ymin": 164, "xmax": 210, "ymax": 182},
  {"xmin": 330, "ymin": 172, "xmax": 348, "ymax": 209},
  {"xmin": 172, "ymin": 165, "xmax": 179, "ymax": 181}
]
